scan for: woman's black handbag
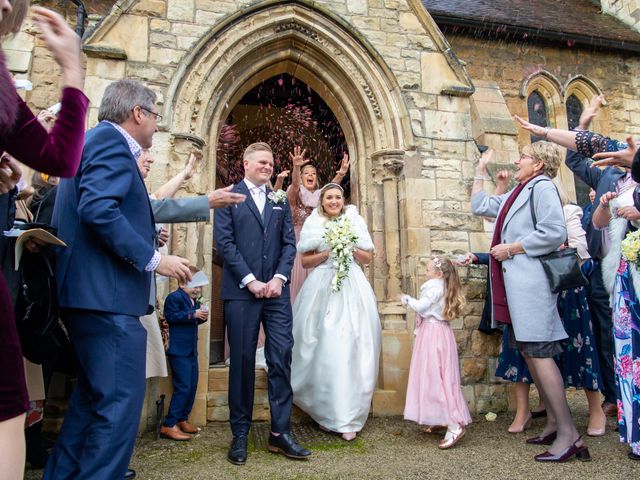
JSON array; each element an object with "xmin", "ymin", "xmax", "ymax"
[
  {"xmin": 530, "ymin": 181, "xmax": 589, "ymax": 293},
  {"xmin": 538, "ymin": 247, "xmax": 588, "ymax": 293}
]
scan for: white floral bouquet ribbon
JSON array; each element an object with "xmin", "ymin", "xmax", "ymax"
[{"xmin": 323, "ymin": 216, "xmax": 359, "ymax": 292}]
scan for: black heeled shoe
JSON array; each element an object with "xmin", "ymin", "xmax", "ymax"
[
  {"xmin": 534, "ymin": 436, "xmax": 591, "ymax": 463},
  {"xmin": 526, "ymin": 431, "xmax": 557, "ymax": 445}
]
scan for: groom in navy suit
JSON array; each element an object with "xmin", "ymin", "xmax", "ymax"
[{"xmin": 215, "ymin": 142, "xmax": 311, "ymax": 464}]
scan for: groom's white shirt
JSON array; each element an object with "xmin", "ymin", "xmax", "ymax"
[{"xmin": 238, "ymin": 178, "xmax": 287, "ymax": 288}]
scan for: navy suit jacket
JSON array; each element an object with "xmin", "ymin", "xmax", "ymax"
[
  {"xmin": 214, "ymin": 181, "xmax": 296, "ymax": 301},
  {"xmin": 565, "ymin": 150, "xmax": 624, "ymax": 258},
  {"xmin": 164, "ymin": 288, "xmax": 201, "ymax": 356},
  {"xmin": 52, "ymin": 122, "xmax": 156, "ymax": 316}
]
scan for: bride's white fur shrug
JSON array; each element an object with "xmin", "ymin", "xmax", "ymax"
[
  {"xmin": 296, "ymin": 204, "xmax": 374, "ymax": 254},
  {"xmin": 601, "ymin": 187, "xmax": 640, "ymax": 301}
]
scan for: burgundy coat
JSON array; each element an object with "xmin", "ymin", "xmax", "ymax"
[{"xmin": 0, "ymin": 51, "xmax": 88, "ymax": 420}]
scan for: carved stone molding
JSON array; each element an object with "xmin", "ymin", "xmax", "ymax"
[
  {"xmin": 274, "ymin": 21, "xmax": 382, "ymax": 118},
  {"xmin": 275, "ymin": 21, "xmax": 329, "ymax": 48},
  {"xmin": 172, "ymin": 133, "xmax": 206, "ymax": 149},
  {"xmin": 372, "ymin": 149, "xmax": 405, "ymax": 178}
]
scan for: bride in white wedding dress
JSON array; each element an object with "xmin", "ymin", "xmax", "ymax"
[{"xmin": 291, "ymin": 183, "xmax": 381, "ymax": 441}]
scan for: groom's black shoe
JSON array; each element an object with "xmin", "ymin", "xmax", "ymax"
[
  {"xmin": 227, "ymin": 435, "xmax": 248, "ymax": 465},
  {"xmin": 267, "ymin": 432, "xmax": 311, "ymax": 459}
]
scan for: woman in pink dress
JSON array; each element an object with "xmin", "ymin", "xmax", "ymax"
[
  {"xmin": 286, "ymin": 146, "xmax": 349, "ymax": 303},
  {"xmin": 399, "ymin": 256, "xmax": 471, "ymax": 449}
]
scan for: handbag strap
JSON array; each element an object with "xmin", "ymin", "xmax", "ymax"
[{"xmin": 528, "ymin": 178, "xmax": 569, "ymax": 246}]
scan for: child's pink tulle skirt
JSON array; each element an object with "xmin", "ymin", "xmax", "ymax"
[{"xmin": 404, "ymin": 315, "xmax": 472, "ymax": 427}]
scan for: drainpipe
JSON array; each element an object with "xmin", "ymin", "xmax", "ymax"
[{"xmin": 67, "ymin": 0, "xmax": 87, "ymax": 38}]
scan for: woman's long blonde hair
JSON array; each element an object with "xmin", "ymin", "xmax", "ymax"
[{"xmin": 434, "ymin": 256, "xmax": 466, "ymax": 320}]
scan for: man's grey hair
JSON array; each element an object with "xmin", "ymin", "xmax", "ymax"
[{"xmin": 98, "ymin": 80, "xmax": 157, "ymax": 124}]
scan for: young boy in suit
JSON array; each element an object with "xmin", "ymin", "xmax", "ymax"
[{"xmin": 160, "ymin": 271, "xmax": 209, "ymax": 440}]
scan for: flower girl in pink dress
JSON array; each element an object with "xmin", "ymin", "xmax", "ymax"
[{"xmin": 400, "ymin": 256, "xmax": 471, "ymax": 449}]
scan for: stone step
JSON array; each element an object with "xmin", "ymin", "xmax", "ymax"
[{"xmin": 208, "ymin": 366, "xmax": 267, "ymax": 391}]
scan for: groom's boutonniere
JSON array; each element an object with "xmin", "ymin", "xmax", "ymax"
[{"xmin": 267, "ymin": 189, "xmax": 287, "ymax": 204}]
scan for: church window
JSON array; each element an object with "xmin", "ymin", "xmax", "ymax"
[{"xmin": 527, "ymin": 91, "xmax": 549, "ymax": 142}]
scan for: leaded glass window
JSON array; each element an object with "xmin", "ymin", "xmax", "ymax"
[{"xmin": 527, "ymin": 91, "xmax": 548, "ymax": 143}]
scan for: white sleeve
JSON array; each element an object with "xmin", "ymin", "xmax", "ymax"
[
  {"xmin": 296, "ymin": 211, "xmax": 326, "ymax": 253},
  {"xmin": 405, "ymin": 286, "xmax": 442, "ymax": 316},
  {"xmin": 564, "ymin": 204, "xmax": 590, "ymax": 260}
]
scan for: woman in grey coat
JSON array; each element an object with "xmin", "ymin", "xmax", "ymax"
[{"xmin": 471, "ymin": 142, "xmax": 589, "ymax": 462}]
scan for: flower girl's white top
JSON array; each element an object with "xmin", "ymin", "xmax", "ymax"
[
  {"xmin": 401, "ymin": 279, "xmax": 445, "ymax": 320},
  {"xmin": 296, "ymin": 204, "xmax": 374, "ymax": 255}
]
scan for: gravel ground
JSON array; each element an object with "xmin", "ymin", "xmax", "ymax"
[{"xmin": 26, "ymin": 392, "xmax": 638, "ymax": 479}]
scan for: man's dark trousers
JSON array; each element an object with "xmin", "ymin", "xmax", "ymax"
[{"xmin": 44, "ymin": 309, "xmax": 146, "ymax": 479}]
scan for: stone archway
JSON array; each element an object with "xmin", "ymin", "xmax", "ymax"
[{"xmin": 161, "ymin": 2, "xmax": 413, "ymax": 421}]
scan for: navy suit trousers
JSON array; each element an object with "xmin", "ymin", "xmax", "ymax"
[
  {"xmin": 44, "ymin": 309, "xmax": 146, "ymax": 480},
  {"xmin": 225, "ymin": 297, "xmax": 293, "ymax": 436},
  {"xmin": 164, "ymin": 354, "xmax": 198, "ymax": 427}
]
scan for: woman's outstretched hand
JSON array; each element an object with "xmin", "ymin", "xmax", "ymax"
[
  {"xmin": 592, "ymin": 136, "xmax": 637, "ymax": 169},
  {"xmin": 599, "ymin": 191, "xmax": 617, "ymax": 208},
  {"xmin": 273, "ymin": 169, "xmax": 289, "ymax": 191},
  {"xmin": 32, "ymin": 7, "xmax": 83, "ymax": 90},
  {"xmin": 514, "ymin": 115, "xmax": 547, "ymax": 138},
  {"xmin": 495, "ymin": 169, "xmax": 511, "ymax": 194},
  {"xmin": 183, "ymin": 153, "xmax": 197, "ymax": 180},
  {"xmin": 453, "ymin": 252, "xmax": 477, "ymax": 266},
  {"xmin": 336, "ymin": 153, "xmax": 349, "ymax": 176},
  {"xmin": 476, "ymin": 148, "xmax": 494, "ymax": 175},
  {"xmin": 289, "ymin": 146, "xmax": 309, "ymax": 168},
  {"xmin": 578, "ymin": 95, "xmax": 604, "ymax": 130},
  {"xmin": 0, "ymin": 155, "xmax": 22, "ymax": 195}
]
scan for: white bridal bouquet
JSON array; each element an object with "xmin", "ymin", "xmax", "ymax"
[{"xmin": 323, "ymin": 216, "xmax": 359, "ymax": 292}]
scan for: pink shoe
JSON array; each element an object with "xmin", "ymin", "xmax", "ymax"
[{"xmin": 341, "ymin": 432, "xmax": 357, "ymax": 441}]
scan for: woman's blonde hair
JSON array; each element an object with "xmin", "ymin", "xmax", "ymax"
[
  {"xmin": 526, "ymin": 141, "xmax": 563, "ymax": 179},
  {"xmin": 433, "ymin": 256, "xmax": 466, "ymax": 320},
  {"xmin": 317, "ymin": 183, "xmax": 345, "ymax": 217},
  {"xmin": 0, "ymin": 0, "xmax": 29, "ymax": 38}
]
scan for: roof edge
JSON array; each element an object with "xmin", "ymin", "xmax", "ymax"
[{"xmin": 431, "ymin": 13, "xmax": 640, "ymax": 54}]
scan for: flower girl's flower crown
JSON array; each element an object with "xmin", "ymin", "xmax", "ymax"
[{"xmin": 432, "ymin": 256, "xmax": 443, "ymax": 271}]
